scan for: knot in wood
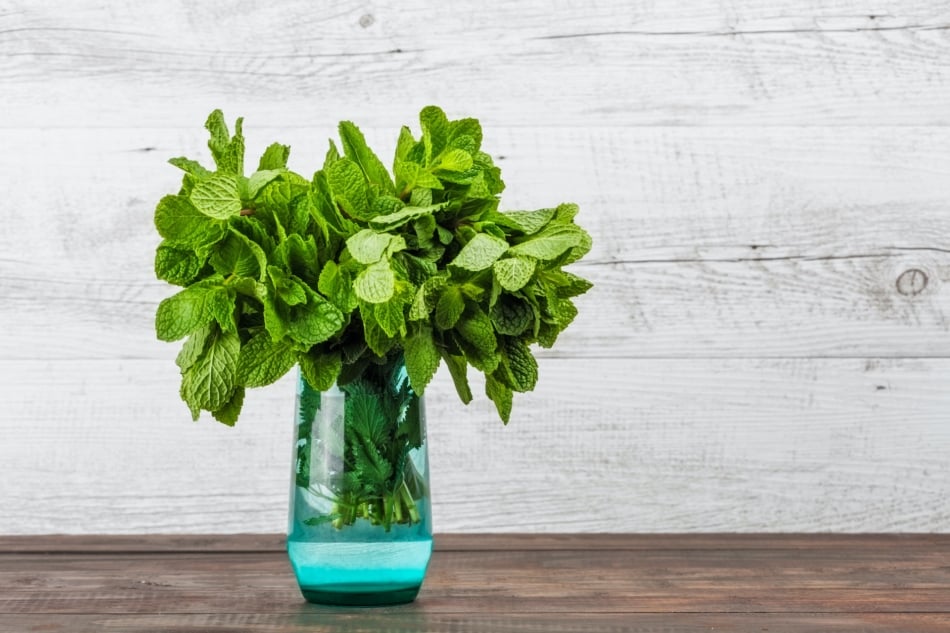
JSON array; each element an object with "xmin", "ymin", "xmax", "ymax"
[{"xmin": 896, "ymin": 268, "xmax": 928, "ymax": 296}]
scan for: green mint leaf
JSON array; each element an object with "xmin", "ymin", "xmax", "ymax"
[
  {"xmin": 155, "ymin": 242, "xmax": 204, "ymax": 286},
  {"xmin": 354, "ymin": 259, "xmax": 396, "ymax": 304},
  {"xmin": 490, "ymin": 295, "xmax": 533, "ymax": 336},
  {"xmin": 493, "ymin": 256, "xmax": 535, "ymax": 292},
  {"xmin": 210, "ymin": 227, "xmax": 266, "ymax": 280},
  {"xmin": 339, "ymin": 121, "xmax": 395, "ymax": 195},
  {"xmin": 267, "ymin": 266, "xmax": 308, "ymax": 306},
  {"xmin": 168, "ymin": 157, "xmax": 210, "ymax": 177},
  {"xmin": 212, "ymin": 387, "xmax": 245, "ymax": 427},
  {"xmin": 404, "ymin": 324, "xmax": 440, "ymax": 394},
  {"xmin": 175, "ymin": 324, "xmax": 212, "ymax": 371},
  {"xmin": 508, "ymin": 224, "xmax": 585, "ymax": 260},
  {"xmin": 448, "ymin": 118, "xmax": 482, "ymax": 150},
  {"xmin": 485, "ymin": 374, "xmax": 512, "ymax": 424},
  {"xmin": 181, "ymin": 325, "xmax": 240, "ymax": 413},
  {"xmin": 492, "ymin": 208, "xmax": 555, "ymax": 235},
  {"xmin": 208, "ymin": 286, "xmax": 237, "ymax": 334},
  {"xmin": 191, "ymin": 173, "xmax": 243, "ymax": 219},
  {"xmin": 237, "ymin": 333, "xmax": 297, "ymax": 388},
  {"xmin": 457, "ymin": 307, "xmax": 497, "ymax": 356},
  {"xmin": 434, "ymin": 285, "xmax": 465, "ymax": 330},
  {"xmin": 433, "ymin": 148, "xmax": 473, "ymax": 173},
  {"xmin": 395, "ymin": 126, "xmax": 417, "ymax": 165},
  {"xmin": 247, "ymin": 169, "xmax": 284, "ymax": 199},
  {"xmin": 369, "ymin": 204, "xmax": 442, "ymax": 232},
  {"xmin": 395, "ymin": 161, "xmax": 443, "ymax": 192},
  {"xmin": 327, "ymin": 157, "xmax": 371, "ymax": 220},
  {"xmin": 409, "ymin": 275, "xmax": 447, "ymax": 321},
  {"xmin": 362, "ymin": 310, "xmax": 394, "ymax": 357},
  {"xmin": 346, "ymin": 230, "xmax": 405, "ymax": 265},
  {"xmin": 553, "ymin": 271, "xmax": 594, "ymax": 298},
  {"xmin": 154, "ymin": 195, "xmax": 225, "ymax": 249},
  {"xmin": 258, "ymin": 143, "xmax": 290, "ymax": 171},
  {"xmin": 450, "ymin": 234, "xmax": 509, "ymax": 271},
  {"xmin": 156, "ymin": 281, "xmax": 222, "ymax": 341},
  {"xmin": 285, "ymin": 286, "xmax": 346, "ymax": 346},
  {"xmin": 299, "ymin": 348, "xmax": 342, "ymax": 391},
  {"xmin": 419, "ymin": 106, "xmax": 449, "ymax": 165},
  {"xmin": 500, "ymin": 338, "xmax": 538, "ymax": 392},
  {"xmin": 318, "ymin": 260, "xmax": 358, "ymax": 312},
  {"xmin": 205, "ymin": 111, "xmax": 245, "ymax": 175},
  {"xmin": 441, "ymin": 351, "xmax": 472, "ymax": 404},
  {"xmin": 371, "ymin": 297, "xmax": 406, "ymax": 338}
]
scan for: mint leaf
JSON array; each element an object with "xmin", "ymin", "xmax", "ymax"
[
  {"xmin": 155, "ymin": 242, "xmax": 204, "ymax": 286},
  {"xmin": 451, "ymin": 234, "xmax": 509, "ymax": 271},
  {"xmin": 500, "ymin": 338, "xmax": 538, "ymax": 392},
  {"xmin": 369, "ymin": 204, "xmax": 442, "ymax": 231},
  {"xmin": 154, "ymin": 195, "xmax": 225, "ymax": 249},
  {"xmin": 441, "ymin": 351, "xmax": 472, "ymax": 404},
  {"xmin": 493, "ymin": 208, "xmax": 555, "ymax": 235},
  {"xmin": 208, "ymin": 286, "xmax": 237, "ymax": 333},
  {"xmin": 247, "ymin": 169, "xmax": 284, "ymax": 199},
  {"xmin": 181, "ymin": 325, "xmax": 240, "ymax": 414},
  {"xmin": 191, "ymin": 174, "xmax": 243, "ymax": 219},
  {"xmin": 327, "ymin": 157, "xmax": 370, "ymax": 220},
  {"xmin": 395, "ymin": 161, "xmax": 443, "ymax": 192},
  {"xmin": 491, "ymin": 295, "xmax": 533, "ymax": 336},
  {"xmin": 346, "ymin": 229, "xmax": 404, "ymax": 265},
  {"xmin": 395, "ymin": 125, "xmax": 417, "ymax": 165},
  {"xmin": 354, "ymin": 259, "xmax": 396, "ymax": 304},
  {"xmin": 339, "ymin": 121, "xmax": 395, "ymax": 195},
  {"xmin": 168, "ymin": 157, "xmax": 210, "ymax": 177},
  {"xmin": 268, "ymin": 266, "xmax": 308, "ymax": 306},
  {"xmin": 176, "ymin": 324, "xmax": 212, "ymax": 371},
  {"xmin": 420, "ymin": 106, "xmax": 449, "ymax": 165},
  {"xmin": 205, "ymin": 110, "xmax": 244, "ymax": 175},
  {"xmin": 493, "ymin": 257, "xmax": 535, "ymax": 292},
  {"xmin": 156, "ymin": 282, "xmax": 222, "ymax": 341},
  {"xmin": 434, "ymin": 285, "xmax": 465, "ymax": 330},
  {"xmin": 405, "ymin": 324, "xmax": 440, "ymax": 394},
  {"xmin": 318, "ymin": 260, "xmax": 357, "ymax": 311},
  {"xmin": 449, "ymin": 118, "xmax": 482, "ymax": 150},
  {"xmin": 485, "ymin": 374, "xmax": 512, "ymax": 424},
  {"xmin": 258, "ymin": 142, "xmax": 290, "ymax": 171},
  {"xmin": 433, "ymin": 148, "xmax": 473, "ymax": 173},
  {"xmin": 299, "ymin": 348, "xmax": 342, "ymax": 391},
  {"xmin": 457, "ymin": 307, "xmax": 497, "ymax": 356},
  {"xmin": 286, "ymin": 287, "xmax": 346, "ymax": 346},
  {"xmin": 508, "ymin": 224, "xmax": 585, "ymax": 260},
  {"xmin": 237, "ymin": 333, "xmax": 297, "ymax": 388},
  {"xmin": 212, "ymin": 387, "xmax": 245, "ymax": 427},
  {"xmin": 210, "ymin": 228, "xmax": 266, "ymax": 280}
]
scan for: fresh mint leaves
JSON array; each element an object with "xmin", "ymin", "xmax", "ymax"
[{"xmin": 154, "ymin": 107, "xmax": 592, "ymax": 424}]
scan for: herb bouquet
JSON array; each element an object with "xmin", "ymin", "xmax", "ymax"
[{"xmin": 153, "ymin": 106, "xmax": 592, "ymax": 604}]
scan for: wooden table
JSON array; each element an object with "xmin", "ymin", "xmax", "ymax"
[{"xmin": 1, "ymin": 534, "xmax": 948, "ymax": 632}]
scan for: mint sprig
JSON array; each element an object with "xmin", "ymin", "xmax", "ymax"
[{"xmin": 154, "ymin": 107, "xmax": 593, "ymax": 425}]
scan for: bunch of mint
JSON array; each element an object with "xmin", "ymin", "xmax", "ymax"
[{"xmin": 154, "ymin": 107, "xmax": 592, "ymax": 425}]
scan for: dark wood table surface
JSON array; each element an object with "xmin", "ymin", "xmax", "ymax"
[{"xmin": 1, "ymin": 534, "xmax": 948, "ymax": 632}]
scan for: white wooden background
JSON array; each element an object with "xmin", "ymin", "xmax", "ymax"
[{"xmin": 2, "ymin": 0, "xmax": 949, "ymax": 533}]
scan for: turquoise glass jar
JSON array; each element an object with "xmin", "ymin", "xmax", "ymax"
[{"xmin": 286, "ymin": 354, "xmax": 433, "ymax": 606}]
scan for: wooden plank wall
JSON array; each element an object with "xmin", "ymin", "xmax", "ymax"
[{"xmin": 1, "ymin": 1, "xmax": 949, "ymax": 533}]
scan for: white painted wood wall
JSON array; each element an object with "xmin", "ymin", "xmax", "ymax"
[{"xmin": 2, "ymin": 0, "xmax": 949, "ymax": 533}]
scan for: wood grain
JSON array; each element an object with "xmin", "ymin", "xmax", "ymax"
[
  {"xmin": 2, "ymin": 1, "xmax": 950, "ymax": 127},
  {"xmin": 2, "ymin": 358, "xmax": 948, "ymax": 533},
  {"xmin": 0, "ymin": 534, "xmax": 948, "ymax": 632},
  {"xmin": 2, "ymin": 613, "xmax": 949, "ymax": 633}
]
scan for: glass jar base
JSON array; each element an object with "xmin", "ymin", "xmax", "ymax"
[{"xmin": 300, "ymin": 584, "xmax": 421, "ymax": 606}]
